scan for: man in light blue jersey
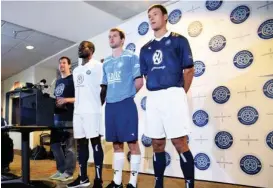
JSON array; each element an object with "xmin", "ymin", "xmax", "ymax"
[{"xmin": 100, "ymin": 28, "xmax": 143, "ymax": 188}]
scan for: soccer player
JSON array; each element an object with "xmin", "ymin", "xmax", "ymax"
[
  {"xmin": 139, "ymin": 4, "xmax": 195, "ymax": 188},
  {"xmin": 50, "ymin": 56, "xmax": 76, "ymax": 182},
  {"xmin": 67, "ymin": 41, "xmax": 104, "ymax": 188},
  {"xmin": 100, "ymin": 28, "xmax": 143, "ymax": 188}
]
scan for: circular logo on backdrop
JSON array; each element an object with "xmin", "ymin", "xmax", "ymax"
[
  {"xmin": 212, "ymin": 86, "xmax": 231, "ymax": 104},
  {"xmin": 266, "ymin": 131, "xmax": 273, "ymax": 150},
  {"xmin": 141, "ymin": 134, "xmax": 152, "ymax": 147},
  {"xmin": 86, "ymin": 70, "xmax": 91, "ymax": 75},
  {"xmin": 192, "ymin": 110, "xmax": 209, "ymax": 127},
  {"xmin": 240, "ymin": 155, "xmax": 262, "ymax": 175},
  {"xmin": 194, "ymin": 153, "xmax": 210, "ymax": 170},
  {"xmin": 141, "ymin": 96, "xmax": 147, "ymax": 110},
  {"xmin": 209, "ymin": 35, "xmax": 226, "ymax": 52},
  {"xmin": 194, "ymin": 61, "xmax": 205, "ymax": 77},
  {"xmin": 215, "ymin": 131, "xmax": 233, "ymax": 149},
  {"xmin": 233, "ymin": 50, "xmax": 254, "ymax": 69},
  {"xmin": 237, "ymin": 106, "xmax": 259, "ymax": 125},
  {"xmin": 257, "ymin": 19, "xmax": 273, "ymax": 39},
  {"xmin": 168, "ymin": 9, "xmax": 182, "ymax": 25},
  {"xmin": 205, "ymin": 0, "xmax": 223, "ymax": 11},
  {"xmin": 77, "ymin": 74, "xmax": 84, "ymax": 85},
  {"xmin": 55, "ymin": 83, "xmax": 65, "ymax": 97},
  {"xmin": 165, "ymin": 152, "xmax": 171, "ymax": 167},
  {"xmin": 126, "ymin": 43, "xmax": 136, "ymax": 52},
  {"xmin": 230, "ymin": 5, "xmax": 250, "ymax": 24},
  {"xmin": 138, "ymin": 22, "xmax": 149, "ymax": 36},
  {"xmin": 153, "ymin": 50, "xmax": 163, "ymax": 65},
  {"xmin": 263, "ymin": 79, "xmax": 273, "ymax": 99},
  {"xmin": 188, "ymin": 21, "xmax": 203, "ymax": 37}
]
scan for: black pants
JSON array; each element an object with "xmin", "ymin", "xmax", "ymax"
[{"xmin": 1, "ymin": 133, "xmax": 14, "ymax": 168}]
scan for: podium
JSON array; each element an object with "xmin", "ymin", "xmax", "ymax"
[{"xmin": 5, "ymin": 88, "xmax": 55, "ymax": 126}]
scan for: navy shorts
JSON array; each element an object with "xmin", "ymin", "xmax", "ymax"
[{"xmin": 105, "ymin": 97, "xmax": 138, "ymax": 142}]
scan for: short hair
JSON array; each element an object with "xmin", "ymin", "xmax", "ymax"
[
  {"xmin": 80, "ymin": 41, "xmax": 95, "ymax": 54},
  {"xmin": 110, "ymin": 28, "xmax": 125, "ymax": 40},
  {"xmin": 59, "ymin": 56, "xmax": 71, "ymax": 65},
  {"xmin": 148, "ymin": 4, "xmax": 168, "ymax": 15}
]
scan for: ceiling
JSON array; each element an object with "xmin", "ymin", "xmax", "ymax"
[{"xmin": 1, "ymin": 1, "xmax": 167, "ymax": 81}]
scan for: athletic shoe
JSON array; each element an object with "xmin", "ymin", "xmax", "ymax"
[{"xmin": 66, "ymin": 176, "xmax": 90, "ymax": 188}]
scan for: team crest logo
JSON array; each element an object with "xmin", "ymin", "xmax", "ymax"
[
  {"xmin": 233, "ymin": 50, "xmax": 254, "ymax": 69},
  {"xmin": 165, "ymin": 152, "xmax": 171, "ymax": 167},
  {"xmin": 126, "ymin": 43, "xmax": 136, "ymax": 52},
  {"xmin": 257, "ymin": 19, "xmax": 273, "ymax": 40},
  {"xmin": 194, "ymin": 61, "xmax": 205, "ymax": 77},
  {"xmin": 117, "ymin": 61, "xmax": 124, "ymax": 68},
  {"xmin": 266, "ymin": 131, "xmax": 273, "ymax": 150},
  {"xmin": 230, "ymin": 5, "xmax": 250, "ymax": 24},
  {"xmin": 153, "ymin": 50, "xmax": 163, "ymax": 65},
  {"xmin": 188, "ymin": 21, "xmax": 203, "ymax": 37},
  {"xmin": 141, "ymin": 134, "xmax": 152, "ymax": 147},
  {"xmin": 192, "ymin": 110, "xmax": 209, "ymax": 127},
  {"xmin": 194, "ymin": 153, "xmax": 210, "ymax": 170},
  {"xmin": 215, "ymin": 131, "xmax": 233, "ymax": 149},
  {"xmin": 209, "ymin": 35, "xmax": 226, "ymax": 52},
  {"xmin": 165, "ymin": 39, "xmax": 171, "ymax": 46},
  {"xmin": 141, "ymin": 96, "xmax": 147, "ymax": 110},
  {"xmin": 86, "ymin": 70, "xmax": 91, "ymax": 75},
  {"xmin": 212, "ymin": 86, "xmax": 231, "ymax": 104},
  {"xmin": 263, "ymin": 79, "xmax": 273, "ymax": 99},
  {"xmin": 240, "ymin": 155, "xmax": 262, "ymax": 175},
  {"xmin": 168, "ymin": 9, "xmax": 182, "ymax": 25},
  {"xmin": 77, "ymin": 74, "xmax": 84, "ymax": 85},
  {"xmin": 237, "ymin": 106, "xmax": 259, "ymax": 125},
  {"xmin": 55, "ymin": 83, "xmax": 65, "ymax": 97},
  {"xmin": 138, "ymin": 21, "xmax": 149, "ymax": 36},
  {"xmin": 205, "ymin": 0, "xmax": 223, "ymax": 11}
]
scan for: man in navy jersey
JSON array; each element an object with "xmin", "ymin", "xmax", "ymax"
[
  {"xmin": 50, "ymin": 56, "xmax": 76, "ymax": 182},
  {"xmin": 140, "ymin": 4, "xmax": 195, "ymax": 188}
]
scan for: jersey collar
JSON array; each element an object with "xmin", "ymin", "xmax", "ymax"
[{"xmin": 153, "ymin": 31, "xmax": 171, "ymax": 41}]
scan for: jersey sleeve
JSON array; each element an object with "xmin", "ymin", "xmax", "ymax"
[
  {"xmin": 131, "ymin": 54, "xmax": 141, "ymax": 79},
  {"xmin": 139, "ymin": 48, "xmax": 148, "ymax": 76},
  {"xmin": 70, "ymin": 76, "xmax": 75, "ymax": 97},
  {"xmin": 180, "ymin": 37, "xmax": 194, "ymax": 69},
  {"xmin": 101, "ymin": 63, "xmax": 108, "ymax": 85}
]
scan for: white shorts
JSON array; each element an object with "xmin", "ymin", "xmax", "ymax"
[
  {"xmin": 73, "ymin": 113, "xmax": 103, "ymax": 139},
  {"xmin": 145, "ymin": 87, "xmax": 191, "ymax": 139}
]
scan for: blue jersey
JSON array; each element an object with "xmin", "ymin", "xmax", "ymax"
[
  {"xmin": 102, "ymin": 50, "xmax": 141, "ymax": 103},
  {"xmin": 140, "ymin": 31, "xmax": 193, "ymax": 91}
]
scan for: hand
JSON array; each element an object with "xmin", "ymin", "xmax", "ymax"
[{"xmin": 56, "ymin": 98, "xmax": 67, "ymax": 107}]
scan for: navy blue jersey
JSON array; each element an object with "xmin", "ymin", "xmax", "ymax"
[
  {"xmin": 54, "ymin": 74, "xmax": 75, "ymax": 121},
  {"xmin": 140, "ymin": 32, "xmax": 193, "ymax": 91}
]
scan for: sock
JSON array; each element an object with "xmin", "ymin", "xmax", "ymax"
[
  {"xmin": 179, "ymin": 151, "xmax": 195, "ymax": 188},
  {"xmin": 129, "ymin": 155, "xmax": 141, "ymax": 187},
  {"xmin": 78, "ymin": 139, "xmax": 89, "ymax": 181},
  {"xmin": 91, "ymin": 142, "xmax": 104, "ymax": 181},
  {"xmin": 113, "ymin": 152, "xmax": 124, "ymax": 185},
  {"xmin": 153, "ymin": 152, "xmax": 166, "ymax": 188}
]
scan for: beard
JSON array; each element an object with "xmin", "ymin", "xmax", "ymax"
[{"xmin": 79, "ymin": 51, "xmax": 90, "ymax": 59}]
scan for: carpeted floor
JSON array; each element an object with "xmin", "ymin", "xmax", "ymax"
[{"xmin": 7, "ymin": 155, "xmax": 253, "ymax": 188}]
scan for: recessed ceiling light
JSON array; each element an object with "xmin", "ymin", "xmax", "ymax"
[{"xmin": 26, "ymin": 45, "xmax": 34, "ymax": 50}]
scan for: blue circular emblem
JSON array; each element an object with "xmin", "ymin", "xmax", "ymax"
[
  {"xmin": 238, "ymin": 106, "xmax": 259, "ymax": 125},
  {"xmin": 233, "ymin": 50, "xmax": 254, "ymax": 69},
  {"xmin": 188, "ymin": 21, "xmax": 203, "ymax": 37},
  {"xmin": 192, "ymin": 110, "xmax": 209, "ymax": 127},
  {"xmin": 240, "ymin": 155, "xmax": 262, "ymax": 175},
  {"xmin": 125, "ymin": 43, "xmax": 136, "ymax": 52},
  {"xmin": 165, "ymin": 152, "xmax": 171, "ymax": 167},
  {"xmin": 258, "ymin": 19, "xmax": 273, "ymax": 40},
  {"xmin": 263, "ymin": 79, "xmax": 273, "ymax": 99},
  {"xmin": 209, "ymin": 35, "xmax": 226, "ymax": 52},
  {"xmin": 266, "ymin": 131, "xmax": 273, "ymax": 150},
  {"xmin": 212, "ymin": 86, "xmax": 231, "ymax": 104},
  {"xmin": 141, "ymin": 134, "xmax": 152, "ymax": 147},
  {"xmin": 138, "ymin": 22, "xmax": 149, "ymax": 36},
  {"xmin": 86, "ymin": 70, "xmax": 91, "ymax": 75},
  {"xmin": 215, "ymin": 131, "xmax": 233, "ymax": 149},
  {"xmin": 206, "ymin": 0, "xmax": 223, "ymax": 11},
  {"xmin": 194, "ymin": 153, "xmax": 210, "ymax": 170},
  {"xmin": 127, "ymin": 151, "xmax": 131, "ymax": 162},
  {"xmin": 194, "ymin": 61, "xmax": 205, "ymax": 77},
  {"xmin": 230, "ymin": 5, "xmax": 250, "ymax": 24},
  {"xmin": 141, "ymin": 96, "xmax": 147, "ymax": 110},
  {"xmin": 168, "ymin": 9, "xmax": 182, "ymax": 25}
]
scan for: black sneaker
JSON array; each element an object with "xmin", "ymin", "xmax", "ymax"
[
  {"xmin": 126, "ymin": 183, "xmax": 137, "ymax": 188},
  {"xmin": 92, "ymin": 179, "xmax": 103, "ymax": 188},
  {"xmin": 66, "ymin": 176, "xmax": 90, "ymax": 188},
  {"xmin": 106, "ymin": 180, "xmax": 123, "ymax": 188}
]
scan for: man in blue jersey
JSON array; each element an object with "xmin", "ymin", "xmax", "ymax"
[
  {"xmin": 101, "ymin": 28, "xmax": 144, "ymax": 188},
  {"xmin": 140, "ymin": 5, "xmax": 195, "ymax": 188}
]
